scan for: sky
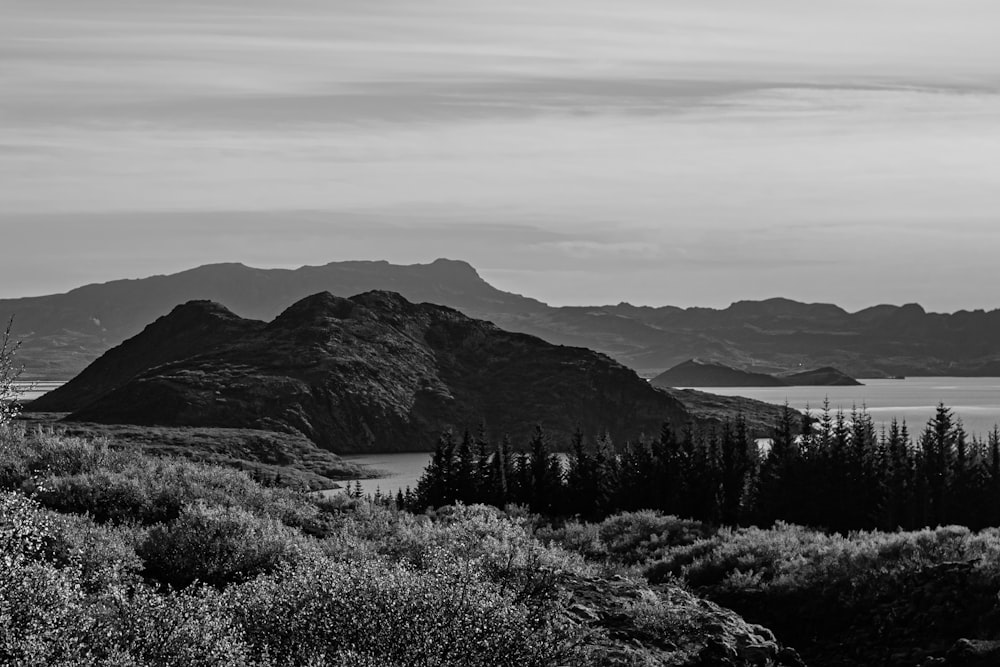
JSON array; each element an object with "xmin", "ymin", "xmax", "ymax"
[{"xmin": 2, "ymin": 0, "xmax": 1000, "ymax": 311}]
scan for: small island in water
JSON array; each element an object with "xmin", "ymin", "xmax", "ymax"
[{"xmin": 651, "ymin": 358, "xmax": 862, "ymax": 388}]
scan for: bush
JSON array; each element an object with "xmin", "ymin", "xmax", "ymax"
[
  {"xmin": 95, "ymin": 583, "xmax": 252, "ymax": 667},
  {"xmin": 0, "ymin": 319, "xmax": 24, "ymax": 430},
  {"xmin": 23, "ymin": 444, "xmax": 323, "ymax": 530},
  {"xmin": 537, "ymin": 510, "xmax": 714, "ymax": 566},
  {"xmin": 0, "ymin": 558, "xmax": 95, "ymax": 666},
  {"xmin": 226, "ymin": 551, "xmax": 580, "ymax": 667},
  {"xmin": 138, "ymin": 502, "xmax": 318, "ymax": 588}
]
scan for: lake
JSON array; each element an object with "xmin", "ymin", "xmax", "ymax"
[
  {"xmin": 17, "ymin": 378, "xmax": 1000, "ymax": 497},
  {"xmin": 339, "ymin": 377, "xmax": 1000, "ymax": 496},
  {"xmin": 12, "ymin": 381, "xmax": 64, "ymax": 403},
  {"xmin": 701, "ymin": 377, "xmax": 1000, "ymax": 440}
]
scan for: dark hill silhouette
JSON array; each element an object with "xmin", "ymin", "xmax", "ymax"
[
  {"xmin": 41, "ymin": 291, "xmax": 714, "ymax": 453},
  {"xmin": 782, "ymin": 366, "xmax": 862, "ymax": 386},
  {"xmin": 651, "ymin": 360, "xmax": 862, "ymax": 388},
  {"xmin": 6, "ymin": 259, "xmax": 1000, "ymax": 379},
  {"xmin": 1, "ymin": 259, "xmax": 544, "ymax": 378},
  {"xmin": 651, "ymin": 359, "xmax": 787, "ymax": 388}
]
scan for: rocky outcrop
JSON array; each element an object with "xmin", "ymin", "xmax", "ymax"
[
  {"xmin": 44, "ymin": 291, "xmax": 697, "ymax": 453},
  {"xmin": 562, "ymin": 574, "xmax": 804, "ymax": 666}
]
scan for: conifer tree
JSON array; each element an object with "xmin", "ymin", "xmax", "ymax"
[
  {"xmin": 758, "ymin": 404, "xmax": 799, "ymax": 524},
  {"xmin": 455, "ymin": 429, "xmax": 477, "ymax": 503},
  {"xmin": 720, "ymin": 417, "xmax": 752, "ymax": 525},
  {"xmin": 920, "ymin": 404, "xmax": 958, "ymax": 526},
  {"xmin": 415, "ymin": 430, "xmax": 456, "ymax": 508}
]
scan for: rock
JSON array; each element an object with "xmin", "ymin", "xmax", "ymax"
[{"xmin": 560, "ymin": 574, "xmax": 802, "ymax": 666}]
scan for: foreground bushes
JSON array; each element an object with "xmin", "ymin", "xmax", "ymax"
[
  {"xmin": 229, "ymin": 553, "xmax": 573, "ymax": 666},
  {"xmin": 12, "ymin": 423, "xmax": 1000, "ymax": 667},
  {"xmin": 636, "ymin": 522, "xmax": 1000, "ymax": 666},
  {"xmin": 2, "ymin": 426, "xmax": 323, "ymax": 530},
  {"xmin": 0, "ymin": 427, "xmax": 589, "ymax": 666},
  {"xmin": 138, "ymin": 502, "xmax": 319, "ymax": 588}
]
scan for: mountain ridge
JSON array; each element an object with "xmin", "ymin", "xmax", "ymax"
[
  {"xmin": 5, "ymin": 259, "xmax": 1000, "ymax": 380},
  {"xmin": 36, "ymin": 291, "xmax": 713, "ymax": 453}
]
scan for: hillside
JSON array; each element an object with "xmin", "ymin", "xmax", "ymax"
[
  {"xmin": 34, "ymin": 291, "xmax": 705, "ymax": 453},
  {"xmin": 1, "ymin": 259, "xmax": 544, "ymax": 379},
  {"xmin": 651, "ymin": 359, "xmax": 787, "ymax": 388},
  {"xmin": 7, "ymin": 259, "xmax": 1000, "ymax": 380},
  {"xmin": 782, "ymin": 366, "xmax": 862, "ymax": 386},
  {"xmin": 651, "ymin": 359, "xmax": 861, "ymax": 388}
]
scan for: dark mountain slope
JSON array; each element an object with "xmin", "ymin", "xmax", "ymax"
[
  {"xmin": 1, "ymin": 259, "xmax": 545, "ymax": 378},
  {"xmin": 30, "ymin": 301, "xmax": 264, "ymax": 412},
  {"xmin": 57, "ymin": 291, "xmax": 700, "ymax": 453}
]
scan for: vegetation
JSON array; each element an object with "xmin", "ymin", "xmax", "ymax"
[
  {"xmin": 411, "ymin": 403, "xmax": 1000, "ymax": 532},
  {"xmin": 7, "ymin": 301, "xmax": 1000, "ymax": 667},
  {"xmin": 0, "ymin": 425, "xmax": 684, "ymax": 667},
  {"xmin": 536, "ymin": 512, "xmax": 1000, "ymax": 665},
  {"xmin": 0, "ymin": 318, "xmax": 25, "ymax": 428},
  {"xmin": 17, "ymin": 416, "xmax": 370, "ymax": 491}
]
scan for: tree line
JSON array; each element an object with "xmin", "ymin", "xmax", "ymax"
[{"xmin": 406, "ymin": 403, "xmax": 1000, "ymax": 532}]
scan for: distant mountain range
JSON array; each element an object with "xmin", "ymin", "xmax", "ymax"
[
  {"xmin": 5, "ymin": 258, "xmax": 1000, "ymax": 379},
  {"xmin": 651, "ymin": 359, "xmax": 861, "ymax": 388},
  {"xmin": 31, "ymin": 291, "xmax": 787, "ymax": 452}
]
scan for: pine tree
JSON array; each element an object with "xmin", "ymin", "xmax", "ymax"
[
  {"xmin": 527, "ymin": 426, "xmax": 558, "ymax": 513},
  {"xmin": 414, "ymin": 430, "xmax": 456, "ymax": 508},
  {"xmin": 720, "ymin": 417, "xmax": 752, "ymax": 525},
  {"xmin": 920, "ymin": 404, "xmax": 958, "ymax": 526},
  {"xmin": 758, "ymin": 404, "xmax": 799, "ymax": 524},
  {"xmin": 455, "ymin": 429, "xmax": 477, "ymax": 503}
]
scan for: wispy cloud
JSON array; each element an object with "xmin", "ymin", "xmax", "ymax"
[{"xmin": 3, "ymin": 0, "xmax": 1000, "ymax": 310}]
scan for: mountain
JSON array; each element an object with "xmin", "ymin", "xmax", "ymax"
[
  {"xmin": 35, "ymin": 291, "xmax": 705, "ymax": 453},
  {"xmin": 650, "ymin": 359, "xmax": 787, "ymax": 388},
  {"xmin": 782, "ymin": 366, "xmax": 862, "ymax": 386},
  {"xmin": 650, "ymin": 360, "xmax": 862, "ymax": 389},
  {"xmin": 7, "ymin": 259, "xmax": 1000, "ymax": 380},
  {"xmin": 1, "ymin": 259, "xmax": 545, "ymax": 379}
]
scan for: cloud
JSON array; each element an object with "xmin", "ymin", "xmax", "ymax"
[{"xmin": 3, "ymin": 0, "xmax": 1000, "ymax": 311}]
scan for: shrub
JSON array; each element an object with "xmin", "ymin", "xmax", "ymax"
[
  {"xmin": 94, "ymin": 582, "xmax": 252, "ymax": 667},
  {"xmin": 27, "ymin": 446, "xmax": 322, "ymax": 530},
  {"xmin": 536, "ymin": 510, "xmax": 715, "ymax": 567},
  {"xmin": 226, "ymin": 551, "xmax": 580, "ymax": 667},
  {"xmin": 0, "ymin": 558, "xmax": 95, "ymax": 666},
  {"xmin": 0, "ymin": 319, "xmax": 24, "ymax": 430},
  {"xmin": 138, "ymin": 502, "xmax": 317, "ymax": 588}
]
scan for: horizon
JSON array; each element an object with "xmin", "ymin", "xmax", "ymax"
[
  {"xmin": 3, "ymin": 1, "xmax": 1000, "ymax": 310},
  {"xmin": 1, "ymin": 255, "xmax": 994, "ymax": 317}
]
